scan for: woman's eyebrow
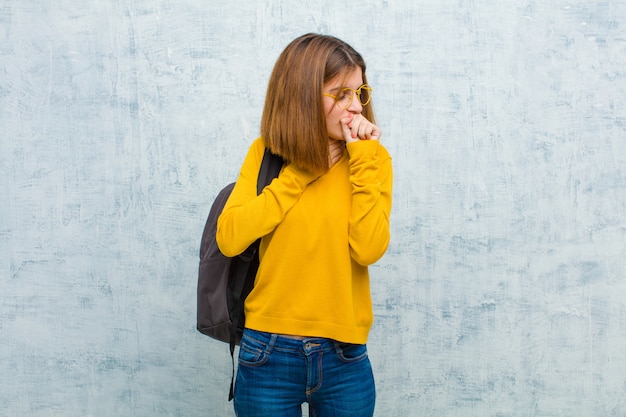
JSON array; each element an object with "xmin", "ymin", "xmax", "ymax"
[{"xmin": 327, "ymin": 86, "xmax": 343, "ymax": 93}]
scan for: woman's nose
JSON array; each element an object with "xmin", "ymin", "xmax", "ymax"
[{"xmin": 347, "ymin": 94, "xmax": 363, "ymax": 112}]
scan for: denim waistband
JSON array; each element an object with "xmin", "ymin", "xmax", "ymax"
[{"xmin": 242, "ymin": 328, "xmax": 342, "ymax": 353}]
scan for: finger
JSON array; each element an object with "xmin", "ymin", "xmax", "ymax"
[
  {"xmin": 370, "ymin": 125, "xmax": 381, "ymax": 141},
  {"xmin": 350, "ymin": 115, "xmax": 365, "ymax": 140},
  {"xmin": 356, "ymin": 118, "xmax": 373, "ymax": 140},
  {"xmin": 341, "ymin": 117, "xmax": 355, "ymax": 142},
  {"xmin": 357, "ymin": 117, "xmax": 381, "ymax": 141},
  {"xmin": 343, "ymin": 115, "xmax": 362, "ymax": 143}
]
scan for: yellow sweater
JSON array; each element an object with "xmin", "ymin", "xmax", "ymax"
[{"xmin": 216, "ymin": 137, "xmax": 393, "ymax": 344}]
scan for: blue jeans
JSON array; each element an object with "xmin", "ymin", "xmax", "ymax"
[{"xmin": 234, "ymin": 328, "xmax": 376, "ymax": 417}]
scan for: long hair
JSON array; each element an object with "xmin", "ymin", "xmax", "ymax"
[{"xmin": 261, "ymin": 33, "xmax": 375, "ymax": 174}]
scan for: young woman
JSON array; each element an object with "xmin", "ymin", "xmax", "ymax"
[{"xmin": 217, "ymin": 33, "xmax": 393, "ymax": 417}]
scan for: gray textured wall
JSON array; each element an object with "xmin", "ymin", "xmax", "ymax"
[{"xmin": 2, "ymin": 1, "xmax": 625, "ymax": 416}]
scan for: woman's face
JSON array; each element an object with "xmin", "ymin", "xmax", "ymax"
[{"xmin": 322, "ymin": 68, "xmax": 364, "ymax": 141}]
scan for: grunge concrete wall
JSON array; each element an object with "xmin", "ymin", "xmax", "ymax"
[{"xmin": 1, "ymin": 1, "xmax": 625, "ymax": 416}]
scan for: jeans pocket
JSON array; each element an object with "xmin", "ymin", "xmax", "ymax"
[
  {"xmin": 335, "ymin": 343, "xmax": 368, "ymax": 363},
  {"xmin": 238, "ymin": 333, "xmax": 269, "ymax": 367}
]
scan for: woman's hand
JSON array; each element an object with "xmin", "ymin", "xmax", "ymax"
[{"xmin": 341, "ymin": 113, "xmax": 381, "ymax": 143}]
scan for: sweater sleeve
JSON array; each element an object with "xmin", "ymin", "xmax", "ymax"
[
  {"xmin": 216, "ymin": 138, "xmax": 320, "ymax": 257},
  {"xmin": 346, "ymin": 140, "xmax": 393, "ymax": 266}
]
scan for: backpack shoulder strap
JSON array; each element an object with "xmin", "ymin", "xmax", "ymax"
[{"xmin": 257, "ymin": 148, "xmax": 283, "ymax": 194}]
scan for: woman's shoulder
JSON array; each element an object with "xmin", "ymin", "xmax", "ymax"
[
  {"xmin": 252, "ymin": 136, "xmax": 266, "ymax": 148},
  {"xmin": 242, "ymin": 137, "xmax": 268, "ymax": 165},
  {"xmin": 248, "ymin": 136, "xmax": 267, "ymax": 154}
]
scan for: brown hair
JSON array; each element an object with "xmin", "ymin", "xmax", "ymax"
[{"xmin": 261, "ymin": 33, "xmax": 375, "ymax": 173}]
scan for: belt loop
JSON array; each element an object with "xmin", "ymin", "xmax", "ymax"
[{"xmin": 265, "ymin": 333, "xmax": 278, "ymax": 354}]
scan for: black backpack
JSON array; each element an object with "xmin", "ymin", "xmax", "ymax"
[{"xmin": 196, "ymin": 148, "xmax": 283, "ymax": 400}]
